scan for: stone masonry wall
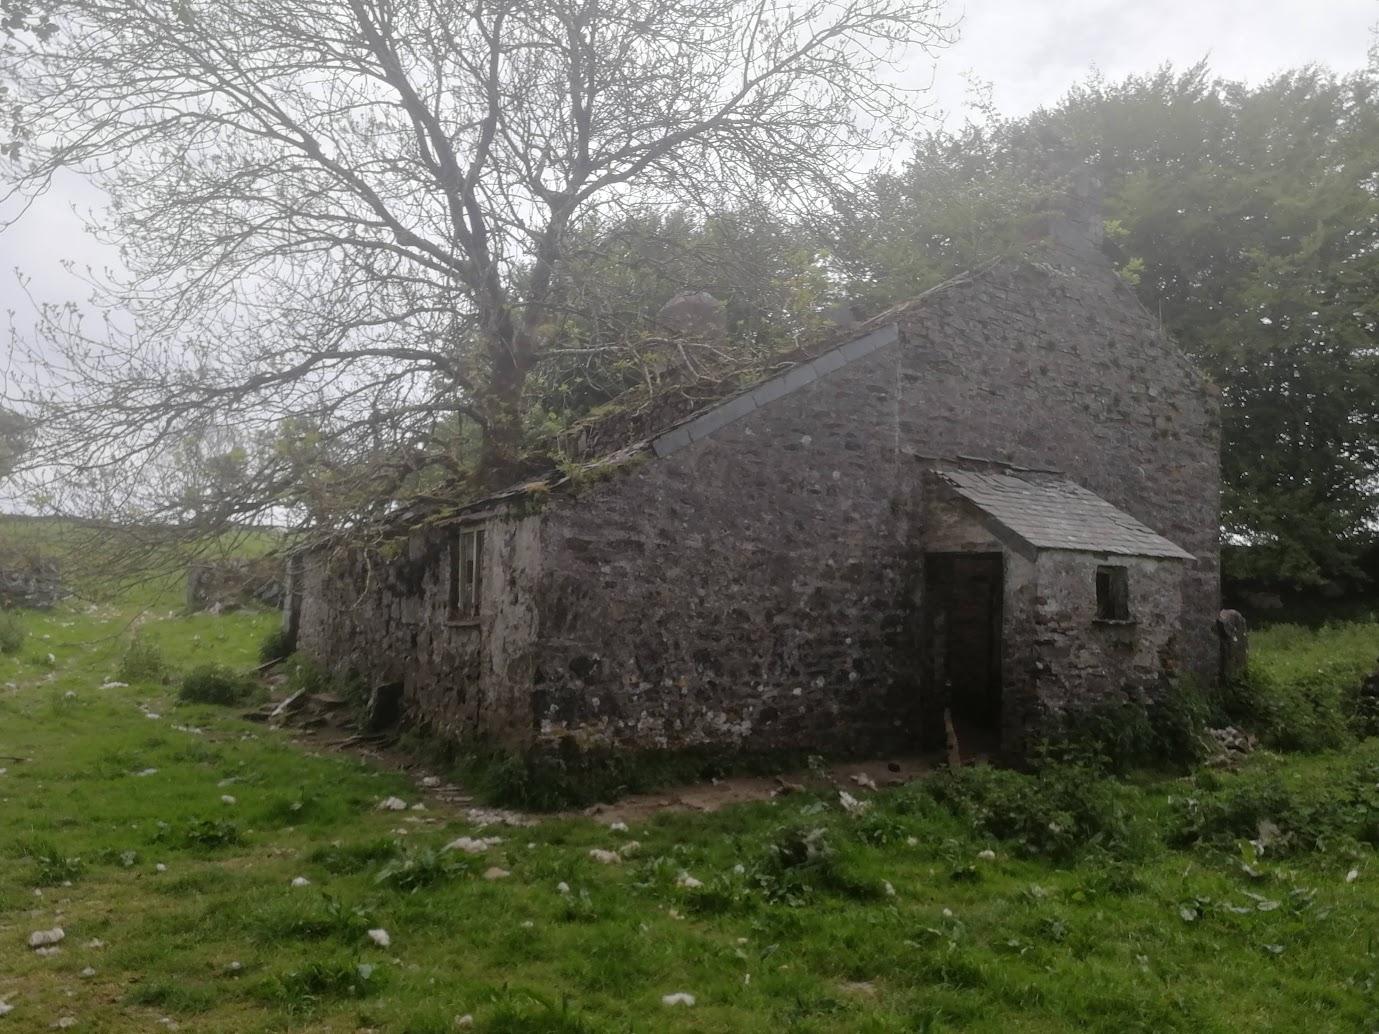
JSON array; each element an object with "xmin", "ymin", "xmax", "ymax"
[
  {"xmin": 1031, "ymin": 552, "xmax": 1185, "ymax": 717},
  {"xmin": 893, "ymin": 252, "xmax": 1221, "ymax": 685},
  {"xmin": 534, "ymin": 344, "xmax": 914, "ymax": 755},
  {"xmin": 295, "ymin": 513, "xmax": 542, "ymax": 749}
]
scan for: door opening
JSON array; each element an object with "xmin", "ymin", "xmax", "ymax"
[{"xmin": 924, "ymin": 552, "xmax": 1004, "ymax": 746}]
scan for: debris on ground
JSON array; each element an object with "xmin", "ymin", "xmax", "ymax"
[
  {"xmin": 443, "ymin": 835, "xmax": 504, "ymax": 855},
  {"xmin": 1206, "ymin": 726, "xmax": 1259, "ymax": 767}
]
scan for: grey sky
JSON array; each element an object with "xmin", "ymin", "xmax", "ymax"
[{"xmin": 1, "ymin": 0, "xmax": 1375, "ymax": 327}]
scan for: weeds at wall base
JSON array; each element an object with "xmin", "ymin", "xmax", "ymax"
[{"xmin": 455, "ymin": 743, "xmax": 822, "ymax": 811}]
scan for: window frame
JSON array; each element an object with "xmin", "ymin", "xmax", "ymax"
[
  {"xmin": 1094, "ymin": 564, "xmax": 1131, "ymax": 623},
  {"xmin": 448, "ymin": 525, "xmax": 485, "ymax": 623}
]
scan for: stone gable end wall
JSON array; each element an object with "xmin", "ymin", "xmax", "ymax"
[{"xmin": 895, "ymin": 258, "xmax": 1221, "ymax": 683}]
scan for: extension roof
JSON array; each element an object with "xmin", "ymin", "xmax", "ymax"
[{"xmin": 936, "ymin": 470, "xmax": 1195, "ymax": 561}]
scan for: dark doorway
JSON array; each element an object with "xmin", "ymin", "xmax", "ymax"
[{"xmin": 925, "ymin": 552, "xmax": 1004, "ymax": 740}]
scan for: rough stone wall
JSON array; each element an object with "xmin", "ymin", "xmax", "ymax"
[
  {"xmin": 534, "ymin": 344, "xmax": 914, "ymax": 755},
  {"xmin": 1030, "ymin": 552, "xmax": 1185, "ymax": 717},
  {"xmin": 892, "ymin": 251, "xmax": 1221, "ymax": 684},
  {"xmin": 295, "ymin": 513, "xmax": 542, "ymax": 749}
]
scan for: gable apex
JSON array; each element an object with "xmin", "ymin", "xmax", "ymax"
[{"xmin": 650, "ymin": 322, "xmax": 899, "ymax": 458}]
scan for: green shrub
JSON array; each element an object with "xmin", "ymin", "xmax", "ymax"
[
  {"xmin": 258, "ymin": 625, "xmax": 297, "ymax": 664},
  {"xmin": 1232, "ymin": 661, "xmax": 1351, "ymax": 753},
  {"xmin": 748, "ymin": 822, "xmax": 885, "ymax": 904},
  {"xmin": 0, "ymin": 611, "xmax": 26, "ymax": 655},
  {"xmin": 118, "ymin": 632, "xmax": 169, "ymax": 684},
  {"xmin": 179, "ymin": 663, "xmax": 257, "ymax": 706},
  {"xmin": 925, "ymin": 760, "xmax": 1152, "ymax": 863},
  {"xmin": 1033, "ymin": 683, "xmax": 1210, "ymax": 774},
  {"xmin": 374, "ymin": 846, "xmax": 468, "ymax": 892},
  {"xmin": 1173, "ymin": 753, "xmax": 1379, "ymax": 855}
]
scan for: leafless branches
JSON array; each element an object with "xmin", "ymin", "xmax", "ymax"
[{"xmin": 2, "ymin": 0, "xmax": 952, "ymax": 529}]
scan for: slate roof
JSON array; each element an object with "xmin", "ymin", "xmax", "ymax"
[{"xmin": 937, "ymin": 470, "xmax": 1196, "ymax": 561}]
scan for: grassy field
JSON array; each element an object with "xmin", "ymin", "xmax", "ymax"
[{"xmin": 3, "ymin": 574, "xmax": 1379, "ymax": 1031}]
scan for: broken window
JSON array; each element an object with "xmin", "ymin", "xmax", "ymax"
[
  {"xmin": 449, "ymin": 526, "xmax": 485, "ymax": 620},
  {"xmin": 1095, "ymin": 565, "xmax": 1130, "ymax": 622}
]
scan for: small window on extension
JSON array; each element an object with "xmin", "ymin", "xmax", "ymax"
[
  {"xmin": 1095, "ymin": 565, "xmax": 1130, "ymax": 622},
  {"xmin": 449, "ymin": 526, "xmax": 485, "ymax": 621}
]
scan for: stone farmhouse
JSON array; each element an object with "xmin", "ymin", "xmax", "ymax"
[{"xmin": 286, "ymin": 192, "xmax": 1221, "ymax": 759}]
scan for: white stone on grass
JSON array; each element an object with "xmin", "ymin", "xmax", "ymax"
[
  {"xmin": 661, "ymin": 993, "xmax": 696, "ymax": 1006},
  {"xmin": 675, "ymin": 872, "xmax": 703, "ymax": 889},
  {"xmin": 0, "ymin": 1001, "xmax": 12, "ymax": 1016},
  {"xmin": 290, "ymin": 876, "xmax": 311, "ymax": 887},
  {"xmin": 220, "ymin": 795, "xmax": 236, "ymax": 805},
  {"xmin": 376, "ymin": 797, "xmax": 409, "ymax": 811},
  {"xmin": 977, "ymin": 849, "xmax": 996, "ymax": 861},
  {"xmin": 443, "ymin": 835, "xmax": 503, "ymax": 855},
  {"xmin": 838, "ymin": 791, "xmax": 870, "ymax": 816},
  {"xmin": 1346, "ymin": 868, "xmax": 1360, "ymax": 883},
  {"xmin": 100, "ymin": 681, "xmax": 128, "ymax": 689},
  {"xmin": 609, "ymin": 821, "xmax": 628, "ymax": 832},
  {"xmin": 556, "ymin": 881, "xmax": 571, "ymax": 894},
  {"xmin": 482, "ymin": 867, "xmax": 510, "ymax": 880},
  {"xmin": 28, "ymin": 928, "xmax": 64, "ymax": 948},
  {"xmin": 589, "ymin": 849, "xmax": 621, "ymax": 865},
  {"xmin": 367, "ymin": 928, "xmax": 391, "ymax": 947}
]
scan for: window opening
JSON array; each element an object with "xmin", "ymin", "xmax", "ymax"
[
  {"xmin": 450, "ymin": 527, "xmax": 484, "ymax": 619},
  {"xmin": 1095, "ymin": 565, "xmax": 1130, "ymax": 622}
]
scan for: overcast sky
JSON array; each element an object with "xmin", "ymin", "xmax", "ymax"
[{"xmin": 1, "ymin": 0, "xmax": 1376, "ymax": 332}]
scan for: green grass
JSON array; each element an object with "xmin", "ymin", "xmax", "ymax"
[{"xmin": 3, "ymin": 575, "xmax": 1379, "ymax": 1031}]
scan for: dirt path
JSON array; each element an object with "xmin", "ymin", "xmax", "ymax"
[{"xmin": 268, "ymin": 690, "xmax": 962, "ymax": 825}]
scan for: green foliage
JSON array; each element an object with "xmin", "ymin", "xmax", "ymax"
[
  {"xmin": 154, "ymin": 817, "xmax": 243, "ymax": 850},
  {"xmin": 258, "ymin": 624, "xmax": 297, "ymax": 664},
  {"xmin": 309, "ymin": 837, "xmax": 401, "ymax": 875},
  {"xmin": 925, "ymin": 760, "xmax": 1151, "ymax": 863},
  {"xmin": 13, "ymin": 836, "xmax": 85, "ymax": 884},
  {"xmin": 118, "ymin": 632, "xmax": 170, "ymax": 683},
  {"xmin": 1174, "ymin": 752, "xmax": 1379, "ymax": 855},
  {"xmin": 750, "ymin": 822, "xmax": 885, "ymax": 904},
  {"xmin": 1033, "ymin": 683, "xmax": 1211, "ymax": 773},
  {"xmin": 249, "ymin": 893, "xmax": 379, "ymax": 944},
  {"xmin": 1220, "ymin": 622, "xmax": 1376, "ymax": 751},
  {"xmin": 125, "ymin": 979, "xmax": 218, "ymax": 1014},
  {"xmin": 374, "ymin": 846, "xmax": 469, "ymax": 892},
  {"xmin": 257, "ymin": 956, "xmax": 390, "ymax": 1011},
  {"xmin": 0, "ymin": 610, "xmax": 25, "ymax": 654},
  {"xmin": 178, "ymin": 663, "xmax": 257, "ymax": 706},
  {"xmin": 474, "ymin": 988, "xmax": 604, "ymax": 1034}
]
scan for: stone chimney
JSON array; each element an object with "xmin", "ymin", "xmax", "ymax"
[{"xmin": 1041, "ymin": 141, "xmax": 1104, "ymax": 257}]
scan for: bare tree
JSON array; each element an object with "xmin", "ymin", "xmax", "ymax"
[{"xmin": 2, "ymin": 0, "xmax": 951, "ymax": 527}]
